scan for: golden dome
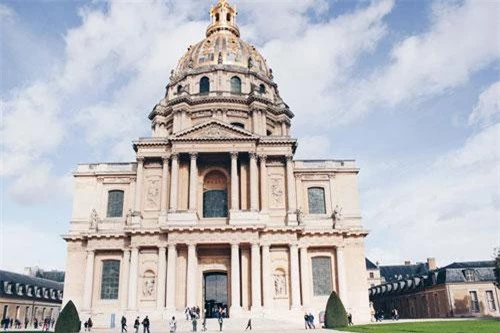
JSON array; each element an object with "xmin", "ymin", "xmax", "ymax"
[{"xmin": 173, "ymin": 0, "xmax": 271, "ymax": 79}]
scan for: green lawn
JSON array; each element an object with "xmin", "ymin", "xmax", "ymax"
[{"xmin": 336, "ymin": 319, "xmax": 500, "ymax": 333}]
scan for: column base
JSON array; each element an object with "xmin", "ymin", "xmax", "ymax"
[
  {"xmin": 167, "ymin": 211, "xmax": 198, "ymax": 225},
  {"xmin": 229, "ymin": 210, "xmax": 261, "ymax": 224},
  {"xmin": 287, "ymin": 212, "xmax": 298, "ymax": 226}
]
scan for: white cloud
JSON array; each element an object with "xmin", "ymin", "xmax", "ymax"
[
  {"xmin": 468, "ymin": 81, "xmax": 500, "ymax": 129},
  {"xmin": 343, "ymin": 0, "xmax": 500, "ymax": 123},
  {"xmin": 363, "ymin": 87, "xmax": 500, "ymax": 266}
]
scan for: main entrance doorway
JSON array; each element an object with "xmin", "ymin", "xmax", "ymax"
[{"xmin": 203, "ymin": 272, "xmax": 228, "ymax": 318}]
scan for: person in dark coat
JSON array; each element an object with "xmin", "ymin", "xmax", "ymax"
[
  {"xmin": 133, "ymin": 317, "xmax": 140, "ymax": 333},
  {"xmin": 121, "ymin": 315, "xmax": 127, "ymax": 333},
  {"xmin": 142, "ymin": 316, "xmax": 150, "ymax": 333}
]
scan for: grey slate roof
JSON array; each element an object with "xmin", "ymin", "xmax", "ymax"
[
  {"xmin": 379, "ymin": 263, "xmax": 429, "ymax": 282},
  {"xmin": 0, "ymin": 269, "xmax": 63, "ymax": 303},
  {"xmin": 369, "ymin": 260, "xmax": 496, "ymax": 299},
  {"xmin": 366, "ymin": 258, "xmax": 378, "ymax": 270}
]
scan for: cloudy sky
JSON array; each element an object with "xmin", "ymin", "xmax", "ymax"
[{"xmin": 1, "ymin": 0, "xmax": 499, "ymax": 273}]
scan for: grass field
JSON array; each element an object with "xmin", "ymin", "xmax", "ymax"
[{"xmin": 336, "ymin": 319, "xmax": 500, "ymax": 333}]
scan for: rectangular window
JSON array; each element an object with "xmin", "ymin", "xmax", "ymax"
[
  {"xmin": 107, "ymin": 190, "xmax": 124, "ymax": 217},
  {"xmin": 469, "ymin": 291, "xmax": 479, "ymax": 313},
  {"xmin": 100, "ymin": 260, "xmax": 120, "ymax": 300},
  {"xmin": 486, "ymin": 291, "xmax": 496, "ymax": 311},
  {"xmin": 369, "ymin": 272, "xmax": 374, "ymax": 279},
  {"xmin": 311, "ymin": 257, "xmax": 332, "ymax": 296},
  {"xmin": 308, "ymin": 187, "xmax": 326, "ymax": 214}
]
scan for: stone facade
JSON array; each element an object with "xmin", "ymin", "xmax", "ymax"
[{"xmin": 63, "ymin": 0, "xmax": 370, "ymax": 328}]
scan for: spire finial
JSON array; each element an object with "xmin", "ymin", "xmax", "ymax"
[{"xmin": 206, "ymin": 0, "xmax": 240, "ymax": 37}]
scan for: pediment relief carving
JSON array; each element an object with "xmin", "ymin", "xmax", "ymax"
[{"xmin": 173, "ymin": 121, "xmax": 256, "ymax": 141}]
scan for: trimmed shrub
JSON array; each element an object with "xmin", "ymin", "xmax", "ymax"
[
  {"xmin": 55, "ymin": 300, "xmax": 81, "ymax": 333},
  {"xmin": 324, "ymin": 291, "xmax": 348, "ymax": 328}
]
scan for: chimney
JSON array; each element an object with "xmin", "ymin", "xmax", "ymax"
[
  {"xmin": 427, "ymin": 257, "xmax": 437, "ymax": 270},
  {"xmin": 404, "ymin": 260, "xmax": 411, "ymax": 266}
]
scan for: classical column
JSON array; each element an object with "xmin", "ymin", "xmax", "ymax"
[
  {"xmin": 156, "ymin": 246, "xmax": 167, "ymax": 310},
  {"xmin": 166, "ymin": 244, "xmax": 177, "ymax": 311},
  {"xmin": 128, "ymin": 247, "xmax": 139, "ymax": 310},
  {"xmin": 285, "ymin": 155, "xmax": 297, "ymax": 213},
  {"xmin": 281, "ymin": 121, "xmax": 287, "ymax": 136},
  {"xmin": 299, "ymin": 246, "xmax": 310, "ymax": 307},
  {"xmin": 230, "ymin": 152, "xmax": 239, "ymax": 210},
  {"xmin": 336, "ymin": 246, "xmax": 349, "ymax": 308},
  {"xmin": 134, "ymin": 157, "xmax": 144, "ymax": 213},
  {"xmin": 230, "ymin": 243, "xmax": 241, "ymax": 312},
  {"xmin": 251, "ymin": 243, "xmax": 261, "ymax": 310},
  {"xmin": 186, "ymin": 244, "xmax": 197, "ymax": 307},
  {"xmin": 261, "ymin": 244, "xmax": 272, "ymax": 308},
  {"xmin": 82, "ymin": 250, "xmax": 95, "ymax": 310},
  {"xmin": 188, "ymin": 153, "xmax": 198, "ymax": 211},
  {"xmin": 169, "ymin": 154, "xmax": 179, "ymax": 211},
  {"xmin": 249, "ymin": 153, "xmax": 259, "ymax": 211},
  {"xmin": 289, "ymin": 244, "xmax": 300, "ymax": 309},
  {"xmin": 252, "ymin": 109, "xmax": 260, "ymax": 134},
  {"xmin": 259, "ymin": 155, "xmax": 268, "ymax": 212},
  {"xmin": 120, "ymin": 250, "xmax": 130, "ymax": 310},
  {"xmin": 160, "ymin": 157, "xmax": 170, "ymax": 214}
]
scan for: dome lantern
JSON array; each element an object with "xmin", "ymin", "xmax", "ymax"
[{"xmin": 206, "ymin": 0, "xmax": 240, "ymax": 38}]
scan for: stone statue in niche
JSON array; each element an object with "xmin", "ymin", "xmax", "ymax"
[
  {"xmin": 146, "ymin": 180, "xmax": 160, "ymax": 208},
  {"xmin": 143, "ymin": 277, "xmax": 156, "ymax": 297},
  {"xmin": 331, "ymin": 205, "xmax": 343, "ymax": 229},
  {"xmin": 125, "ymin": 208, "xmax": 133, "ymax": 225},
  {"xmin": 270, "ymin": 178, "xmax": 284, "ymax": 207},
  {"xmin": 274, "ymin": 273, "xmax": 286, "ymax": 297},
  {"xmin": 90, "ymin": 208, "xmax": 100, "ymax": 230},
  {"xmin": 295, "ymin": 207, "xmax": 304, "ymax": 225}
]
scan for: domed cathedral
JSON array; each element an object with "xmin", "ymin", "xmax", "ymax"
[{"xmin": 63, "ymin": 0, "xmax": 370, "ymax": 328}]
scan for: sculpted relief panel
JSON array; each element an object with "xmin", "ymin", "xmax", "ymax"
[
  {"xmin": 145, "ymin": 176, "xmax": 161, "ymax": 210},
  {"xmin": 269, "ymin": 173, "xmax": 285, "ymax": 209}
]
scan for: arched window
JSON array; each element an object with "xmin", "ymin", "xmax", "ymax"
[
  {"xmin": 259, "ymin": 84, "xmax": 266, "ymax": 94},
  {"xmin": 100, "ymin": 260, "xmax": 120, "ymax": 300},
  {"xmin": 215, "ymin": 13, "xmax": 220, "ymax": 22},
  {"xmin": 308, "ymin": 187, "xmax": 326, "ymax": 214},
  {"xmin": 177, "ymin": 85, "xmax": 182, "ymax": 94},
  {"xmin": 107, "ymin": 190, "xmax": 124, "ymax": 218},
  {"xmin": 312, "ymin": 256, "xmax": 332, "ymax": 296},
  {"xmin": 227, "ymin": 13, "xmax": 231, "ymax": 22},
  {"xmin": 203, "ymin": 170, "xmax": 228, "ymax": 218},
  {"xmin": 231, "ymin": 122, "xmax": 245, "ymax": 129},
  {"xmin": 230, "ymin": 76, "xmax": 241, "ymax": 94},
  {"xmin": 200, "ymin": 76, "xmax": 210, "ymax": 94}
]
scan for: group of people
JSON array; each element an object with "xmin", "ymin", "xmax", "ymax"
[
  {"xmin": 120, "ymin": 315, "xmax": 150, "ymax": 333},
  {"xmin": 371, "ymin": 307, "xmax": 399, "ymax": 322},
  {"xmin": 1, "ymin": 317, "xmax": 55, "ymax": 330},
  {"xmin": 303, "ymin": 313, "xmax": 316, "ymax": 329},
  {"xmin": 83, "ymin": 317, "xmax": 93, "ymax": 331}
]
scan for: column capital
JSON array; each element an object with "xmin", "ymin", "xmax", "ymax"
[
  {"xmin": 230, "ymin": 151, "xmax": 239, "ymax": 159},
  {"xmin": 230, "ymin": 242, "xmax": 240, "ymax": 247},
  {"xmin": 258, "ymin": 154, "xmax": 267, "ymax": 161},
  {"xmin": 249, "ymin": 152, "xmax": 257, "ymax": 159},
  {"xmin": 299, "ymin": 244, "xmax": 309, "ymax": 250},
  {"xmin": 167, "ymin": 243, "xmax": 177, "ymax": 249},
  {"xmin": 186, "ymin": 242, "xmax": 197, "ymax": 249},
  {"xmin": 171, "ymin": 153, "xmax": 179, "ymax": 160},
  {"xmin": 157, "ymin": 245, "xmax": 167, "ymax": 251},
  {"xmin": 137, "ymin": 156, "xmax": 145, "ymax": 163},
  {"xmin": 261, "ymin": 243, "xmax": 270, "ymax": 250},
  {"xmin": 285, "ymin": 155, "xmax": 293, "ymax": 162},
  {"xmin": 86, "ymin": 249, "xmax": 95, "ymax": 254},
  {"xmin": 190, "ymin": 152, "xmax": 198, "ymax": 159},
  {"xmin": 162, "ymin": 156, "xmax": 170, "ymax": 164},
  {"xmin": 289, "ymin": 243, "xmax": 299, "ymax": 249}
]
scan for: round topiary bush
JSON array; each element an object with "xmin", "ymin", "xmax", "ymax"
[
  {"xmin": 55, "ymin": 300, "xmax": 81, "ymax": 333},
  {"xmin": 324, "ymin": 291, "xmax": 348, "ymax": 329}
]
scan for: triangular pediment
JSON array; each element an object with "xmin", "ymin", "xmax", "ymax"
[{"xmin": 172, "ymin": 120, "xmax": 257, "ymax": 141}]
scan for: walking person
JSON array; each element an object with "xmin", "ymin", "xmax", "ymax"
[
  {"xmin": 347, "ymin": 313, "xmax": 353, "ymax": 326},
  {"xmin": 121, "ymin": 315, "xmax": 127, "ymax": 333},
  {"xmin": 218, "ymin": 315, "xmax": 223, "ymax": 332},
  {"xmin": 308, "ymin": 313, "xmax": 316, "ymax": 329},
  {"xmin": 244, "ymin": 318, "xmax": 252, "ymax": 330},
  {"xmin": 169, "ymin": 316, "xmax": 177, "ymax": 333},
  {"xmin": 133, "ymin": 317, "xmax": 140, "ymax": 333},
  {"xmin": 142, "ymin": 316, "xmax": 150, "ymax": 333},
  {"xmin": 304, "ymin": 313, "xmax": 311, "ymax": 329},
  {"xmin": 87, "ymin": 318, "xmax": 93, "ymax": 332}
]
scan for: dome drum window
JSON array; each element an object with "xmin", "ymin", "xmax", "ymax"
[
  {"xmin": 230, "ymin": 76, "xmax": 242, "ymax": 94},
  {"xmin": 200, "ymin": 76, "xmax": 210, "ymax": 94}
]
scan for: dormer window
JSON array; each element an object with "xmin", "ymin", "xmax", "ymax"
[
  {"xmin": 464, "ymin": 269, "xmax": 476, "ymax": 282},
  {"xmin": 259, "ymin": 84, "xmax": 266, "ymax": 94},
  {"xmin": 231, "ymin": 122, "xmax": 244, "ymax": 129}
]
